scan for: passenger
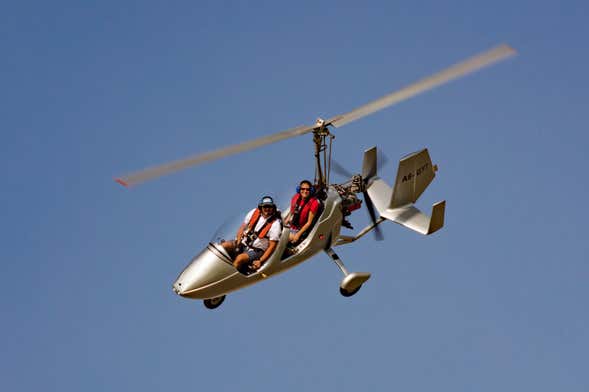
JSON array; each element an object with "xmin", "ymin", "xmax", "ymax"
[
  {"xmin": 286, "ymin": 180, "xmax": 321, "ymax": 244},
  {"xmin": 221, "ymin": 196, "xmax": 282, "ymax": 274}
]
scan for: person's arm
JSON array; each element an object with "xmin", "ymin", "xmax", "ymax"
[
  {"xmin": 291, "ymin": 210, "xmax": 315, "ymax": 242},
  {"xmin": 252, "ymin": 240, "xmax": 278, "ymax": 270},
  {"xmin": 237, "ymin": 209, "xmax": 255, "ymax": 242}
]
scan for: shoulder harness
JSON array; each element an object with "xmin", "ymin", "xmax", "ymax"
[{"xmin": 246, "ymin": 209, "xmax": 282, "ymax": 242}]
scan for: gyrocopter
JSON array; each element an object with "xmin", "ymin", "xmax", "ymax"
[{"xmin": 116, "ymin": 44, "xmax": 516, "ymax": 309}]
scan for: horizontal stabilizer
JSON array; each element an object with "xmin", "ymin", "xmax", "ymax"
[{"xmin": 380, "ymin": 200, "xmax": 446, "ymax": 235}]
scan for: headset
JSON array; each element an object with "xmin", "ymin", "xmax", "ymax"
[{"xmin": 296, "ymin": 181, "xmax": 315, "ymax": 195}]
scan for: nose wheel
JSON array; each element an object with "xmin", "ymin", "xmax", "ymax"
[{"xmin": 203, "ymin": 295, "xmax": 226, "ymax": 309}]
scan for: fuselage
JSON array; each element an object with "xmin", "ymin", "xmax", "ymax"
[{"xmin": 172, "ymin": 186, "xmax": 344, "ymax": 299}]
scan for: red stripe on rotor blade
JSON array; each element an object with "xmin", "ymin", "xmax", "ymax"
[{"xmin": 115, "ymin": 178, "xmax": 129, "ymax": 187}]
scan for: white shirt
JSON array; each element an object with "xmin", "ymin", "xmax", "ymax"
[{"xmin": 243, "ymin": 208, "xmax": 282, "ymax": 250}]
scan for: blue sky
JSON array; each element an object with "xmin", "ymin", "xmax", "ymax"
[{"xmin": 2, "ymin": 1, "xmax": 588, "ymax": 391}]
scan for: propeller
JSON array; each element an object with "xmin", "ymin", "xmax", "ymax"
[
  {"xmin": 330, "ymin": 160, "xmax": 354, "ymax": 179},
  {"xmin": 363, "ymin": 190, "xmax": 384, "ymax": 241},
  {"xmin": 331, "ymin": 149, "xmax": 387, "ymax": 241},
  {"xmin": 116, "ymin": 44, "xmax": 516, "ymax": 187},
  {"xmin": 331, "ymin": 150, "xmax": 389, "ymax": 180}
]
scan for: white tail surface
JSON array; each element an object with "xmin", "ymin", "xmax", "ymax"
[
  {"xmin": 366, "ymin": 148, "xmax": 445, "ymax": 236},
  {"xmin": 379, "ymin": 201, "xmax": 445, "ymax": 235},
  {"xmin": 390, "ymin": 149, "xmax": 436, "ymax": 209}
]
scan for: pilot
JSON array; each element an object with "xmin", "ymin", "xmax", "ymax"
[
  {"xmin": 286, "ymin": 180, "xmax": 321, "ymax": 244},
  {"xmin": 222, "ymin": 196, "xmax": 282, "ymax": 274}
]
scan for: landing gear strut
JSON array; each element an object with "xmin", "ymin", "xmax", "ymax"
[
  {"xmin": 203, "ymin": 295, "xmax": 226, "ymax": 309},
  {"xmin": 325, "ymin": 248, "xmax": 371, "ymax": 297}
]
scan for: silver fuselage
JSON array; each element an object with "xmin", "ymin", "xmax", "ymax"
[{"xmin": 172, "ymin": 187, "xmax": 343, "ymax": 299}]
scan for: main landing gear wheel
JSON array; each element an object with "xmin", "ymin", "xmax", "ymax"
[
  {"xmin": 340, "ymin": 285, "xmax": 362, "ymax": 297},
  {"xmin": 338, "ymin": 272, "xmax": 371, "ymax": 297},
  {"xmin": 203, "ymin": 295, "xmax": 226, "ymax": 309}
]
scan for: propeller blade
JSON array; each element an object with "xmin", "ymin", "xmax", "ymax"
[
  {"xmin": 327, "ymin": 44, "xmax": 516, "ymax": 128},
  {"xmin": 378, "ymin": 150, "xmax": 389, "ymax": 173},
  {"xmin": 361, "ymin": 147, "xmax": 389, "ymax": 182},
  {"xmin": 330, "ymin": 159, "xmax": 354, "ymax": 179},
  {"xmin": 363, "ymin": 191, "xmax": 384, "ymax": 241},
  {"xmin": 116, "ymin": 124, "xmax": 316, "ymax": 187}
]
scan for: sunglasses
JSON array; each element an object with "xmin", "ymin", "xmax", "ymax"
[
  {"xmin": 261, "ymin": 205, "xmax": 274, "ymax": 209},
  {"xmin": 300, "ymin": 187, "xmax": 311, "ymax": 191}
]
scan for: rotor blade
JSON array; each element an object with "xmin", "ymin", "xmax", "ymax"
[
  {"xmin": 363, "ymin": 191, "xmax": 384, "ymax": 241},
  {"xmin": 327, "ymin": 44, "xmax": 516, "ymax": 128},
  {"xmin": 116, "ymin": 124, "xmax": 315, "ymax": 187}
]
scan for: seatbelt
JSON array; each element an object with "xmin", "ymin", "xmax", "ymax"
[{"xmin": 243, "ymin": 210, "xmax": 279, "ymax": 248}]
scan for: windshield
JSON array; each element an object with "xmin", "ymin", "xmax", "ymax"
[
  {"xmin": 209, "ymin": 198, "xmax": 291, "ymax": 245},
  {"xmin": 209, "ymin": 212, "xmax": 245, "ymax": 244}
]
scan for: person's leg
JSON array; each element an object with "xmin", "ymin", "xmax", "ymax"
[
  {"xmin": 233, "ymin": 249, "xmax": 264, "ymax": 274},
  {"xmin": 233, "ymin": 252, "xmax": 250, "ymax": 273},
  {"xmin": 221, "ymin": 240, "xmax": 238, "ymax": 258}
]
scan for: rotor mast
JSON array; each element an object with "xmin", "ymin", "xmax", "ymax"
[{"xmin": 312, "ymin": 118, "xmax": 334, "ymax": 190}]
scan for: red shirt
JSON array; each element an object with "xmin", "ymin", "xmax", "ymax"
[{"xmin": 290, "ymin": 194, "xmax": 320, "ymax": 230}]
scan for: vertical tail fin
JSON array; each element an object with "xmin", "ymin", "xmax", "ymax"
[
  {"xmin": 428, "ymin": 200, "xmax": 445, "ymax": 234},
  {"xmin": 390, "ymin": 149, "xmax": 436, "ymax": 209},
  {"xmin": 362, "ymin": 146, "xmax": 377, "ymax": 181}
]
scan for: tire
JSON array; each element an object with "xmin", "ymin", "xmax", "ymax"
[
  {"xmin": 203, "ymin": 295, "xmax": 226, "ymax": 309},
  {"xmin": 339, "ymin": 285, "xmax": 361, "ymax": 297}
]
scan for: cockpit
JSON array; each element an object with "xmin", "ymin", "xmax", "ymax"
[
  {"xmin": 209, "ymin": 206, "xmax": 299, "ymax": 275},
  {"xmin": 173, "ymin": 188, "xmax": 340, "ymax": 300}
]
